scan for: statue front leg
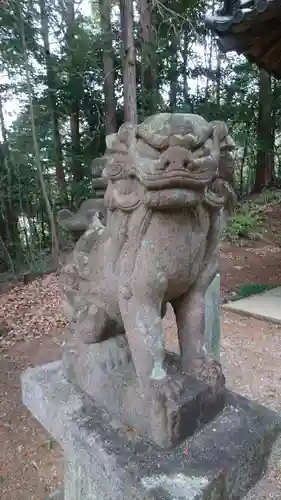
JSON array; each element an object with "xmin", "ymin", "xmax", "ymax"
[
  {"xmin": 119, "ymin": 285, "xmax": 183, "ymax": 401},
  {"xmin": 119, "ymin": 289, "xmax": 165, "ymax": 385},
  {"xmin": 119, "ymin": 286, "xmax": 186, "ymax": 445}
]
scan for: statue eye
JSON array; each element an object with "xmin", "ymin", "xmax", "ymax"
[
  {"xmin": 183, "ymin": 159, "xmax": 189, "ymax": 167},
  {"xmin": 164, "ymin": 159, "xmax": 171, "ymax": 168}
]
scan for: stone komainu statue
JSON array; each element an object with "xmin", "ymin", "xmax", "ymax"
[{"xmin": 57, "ymin": 113, "xmax": 236, "ymax": 402}]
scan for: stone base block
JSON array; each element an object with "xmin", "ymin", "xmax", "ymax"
[
  {"xmin": 62, "ymin": 336, "xmax": 225, "ymax": 449},
  {"xmin": 22, "ymin": 361, "xmax": 281, "ymax": 500}
]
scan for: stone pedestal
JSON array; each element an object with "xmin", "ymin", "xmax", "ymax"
[
  {"xmin": 22, "ymin": 361, "xmax": 281, "ymax": 500},
  {"xmin": 62, "ymin": 336, "xmax": 225, "ymax": 449}
]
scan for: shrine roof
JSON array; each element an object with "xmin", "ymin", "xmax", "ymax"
[{"xmin": 205, "ymin": 0, "xmax": 281, "ymax": 78}]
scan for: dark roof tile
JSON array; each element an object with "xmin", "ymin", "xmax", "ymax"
[{"xmin": 205, "ymin": 0, "xmax": 281, "ymax": 78}]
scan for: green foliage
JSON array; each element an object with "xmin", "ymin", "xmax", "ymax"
[
  {"xmin": 0, "ymin": 0, "xmax": 280, "ymax": 273},
  {"xmin": 239, "ymin": 283, "xmax": 276, "ymax": 298},
  {"xmin": 255, "ymin": 189, "xmax": 281, "ymax": 205},
  {"xmin": 223, "ymin": 211, "xmax": 263, "ymax": 242}
]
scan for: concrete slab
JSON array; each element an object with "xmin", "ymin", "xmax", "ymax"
[{"xmin": 223, "ymin": 286, "xmax": 281, "ymax": 323}]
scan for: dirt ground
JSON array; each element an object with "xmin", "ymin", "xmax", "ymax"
[
  {"xmin": 220, "ymin": 201, "xmax": 281, "ymax": 296},
  {"xmin": 220, "ymin": 240, "xmax": 281, "ymax": 296},
  {"xmin": 1, "ymin": 237, "xmax": 281, "ymax": 499}
]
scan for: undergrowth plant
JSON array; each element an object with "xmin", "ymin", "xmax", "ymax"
[
  {"xmin": 239, "ymin": 283, "xmax": 276, "ymax": 298},
  {"xmin": 223, "ymin": 211, "xmax": 263, "ymax": 242},
  {"xmin": 223, "ymin": 188, "xmax": 281, "ymax": 242},
  {"xmin": 257, "ymin": 189, "xmax": 281, "ymax": 205}
]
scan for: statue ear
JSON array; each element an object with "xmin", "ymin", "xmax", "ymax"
[
  {"xmin": 218, "ymin": 152, "xmax": 236, "ymax": 184},
  {"xmin": 209, "ymin": 120, "xmax": 228, "ymax": 140},
  {"xmin": 118, "ymin": 122, "xmax": 136, "ymax": 149},
  {"xmin": 220, "ymin": 135, "xmax": 235, "ymax": 151},
  {"xmin": 106, "ymin": 133, "xmax": 128, "ymax": 154}
]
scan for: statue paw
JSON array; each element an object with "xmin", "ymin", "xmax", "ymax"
[
  {"xmin": 74, "ymin": 303, "xmax": 107, "ymax": 344},
  {"xmin": 151, "ymin": 375, "xmax": 185, "ymax": 404},
  {"xmin": 188, "ymin": 356, "xmax": 225, "ymax": 392}
]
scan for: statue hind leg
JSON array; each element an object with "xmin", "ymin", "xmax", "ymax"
[
  {"xmin": 172, "ymin": 257, "xmax": 224, "ymax": 391},
  {"xmin": 73, "ymin": 298, "xmax": 123, "ymax": 344}
]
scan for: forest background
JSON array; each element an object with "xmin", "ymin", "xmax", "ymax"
[{"xmin": 0, "ymin": 0, "xmax": 278, "ymax": 275}]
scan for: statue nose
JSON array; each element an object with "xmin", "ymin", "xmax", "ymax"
[
  {"xmin": 157, "ymin": 150, "xmax": 192, "ymax": 171},
  {"xmin": 158, "ymin": 158, "xmax": 190, "ymax": 170}
]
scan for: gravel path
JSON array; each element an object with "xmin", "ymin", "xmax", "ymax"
[{"xmin": 222, "ymin": 311, "xmax": 281, "ymax": 499}]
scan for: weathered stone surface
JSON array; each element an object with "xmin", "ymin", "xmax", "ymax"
[
  {"xmin": 57, "ymin": 199, "xmax": 106, "ymax": 234},
  {"xmin": 64, "ymin": 458, "xmax": 100, "ymax": 500},
  {"xmin": 57, "ymin": 113, "xmax": 237, "ymax": 448},
  {"xmin": 22, "ymin": 362, "xmax": 281, "ymax": 500},
  {"xmin": 62, "ymin": 336, "xmax": 225, "ymax": 448},
  {"xmin": 205, "ymin": 273, "xmax": 221, "ymax": 361}
]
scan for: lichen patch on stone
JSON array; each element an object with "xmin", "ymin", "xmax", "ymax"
[{"xmin": 141, "ymin": 473, "xmax": 209, "ymax": 499}]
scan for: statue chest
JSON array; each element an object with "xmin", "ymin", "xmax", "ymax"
[{"xmin": 124, "ymin": 208, "xmax": 211, "ymax": 298}]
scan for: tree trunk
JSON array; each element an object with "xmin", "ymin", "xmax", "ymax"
[
  {"xmin": 139, "ymin": 0, "xmax": 156, "ymax": 119},
  {"xmin": 204, "ymin": 36, "xmax": 213, "ymax": 102},
  {"xmin": 19, "ymin": 6, "xmax": 59, "ymax": 264},
  {"xmin": 39, "ymin": 0, "xmax": 68, "ymax": 207},
  {"xmin": 120, "ymin": 0, "xmax": 137, "ymax": 124},
  {"xmin": 254, "ymin": 69, "xmax": 274, "ymax": 192},
  {"xmin": 271, "ymin": 77, "xmax": 277, "ymax": 182},
  {"xmin": 169, "ymin": 31, "xmax": 178, "ymax": 112},
  {"xmin": 98, "ymin": 0, "xmax": 117, "ymax": 134},
  {"xmin": 205, "ymin": 0, "xmax": 214, "ymax": 103},
  {"xmin": 0, "ymin": 90, "xmax": 20, "ymax": 259},
  {"xmin": 0, "ymin": 217, "xmax": 15, "ymax": 273},
  {"xmin": 240, "ymin": 124, "xmax": 250, "ymax": 197},
  {"xmin": 66, "ymin": 0, "xmax": 82, "ymax": 185},
  {"xmin": 216, "ymin": 49, "xmax": 221, "ymax": 108},
  {"xmin": 182, "ymin": 28, "xmax": 188, "ymax": 107}
]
